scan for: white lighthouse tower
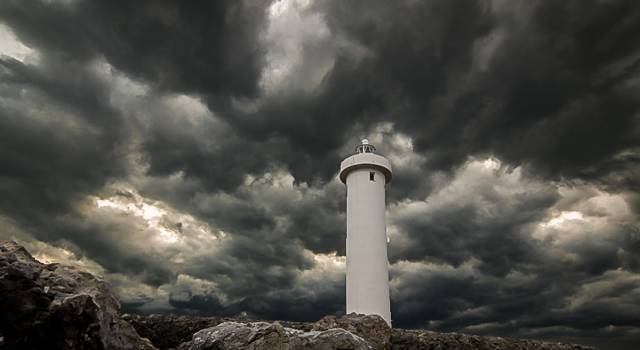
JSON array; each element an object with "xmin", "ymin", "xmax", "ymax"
[{"xmin": 339, "ymin": 139, "xmax": 392, "ymax": 326}]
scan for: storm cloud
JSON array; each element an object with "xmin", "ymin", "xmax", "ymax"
[{"xmin": 1, "ymin": 0, "xmax": 639, "ymax": 349}]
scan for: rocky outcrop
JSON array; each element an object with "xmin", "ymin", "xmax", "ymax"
[
  {"xmin": 123, "ymin": 314, "xmax": 316, "ymax": 349},
  {"xmin": 0, "ymin": 240, "xmax": 156, "ymax": 350},
  {"xmin": 177, "ymin": 321, "xmax": 372, "ymax": 350},
  {"xmin": 129, "ymin": 313, "xmax": 598, "ymax": 350},
  {"xmin": 128, "ymin": 313, "xmax": 597, "ymax": 350},
  {"xmin": 313, "ymin": 314, "xmax": 391, "ymax": 349}
]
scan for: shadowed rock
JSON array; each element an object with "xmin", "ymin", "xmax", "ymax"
[{"xmin": 0, "ymin": 240, "xmax": 156, "ymax": 350}]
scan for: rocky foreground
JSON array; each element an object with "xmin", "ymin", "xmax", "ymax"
[
  {"xmin": 1, "ymin": 240, "xmax": 596, "ymax": 350},
  {"xmin": 124, "ymin": 313, "xmax": 596, "ymax": 350}
]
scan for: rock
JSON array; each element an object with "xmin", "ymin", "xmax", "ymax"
[
  {"xmin": 124, "ymin": 313, "xmax": 318, "ymax": 349},
  {"xmin": 313, "ymin": 313, "xmax": 391, "ymax": 349},
  {"xmin": 179, "ymin": 321, "xmax": 373, "ymax": 350},
  {"xmin": 389, "ymin": 329, "xmax": 597, "ymax": 350},
  {"xmin": 0, "ymin": 240, "xmax": 156, "ymax": 350}
]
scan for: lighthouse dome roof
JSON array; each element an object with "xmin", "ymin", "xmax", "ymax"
[{"xmin": 339, "ymin": 140, "xmax": 392, "ymax": 184}]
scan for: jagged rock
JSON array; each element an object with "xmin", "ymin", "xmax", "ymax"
[
  {"xmin": 0, "ymin": 240, "xmax": 156, "ymax": 350},
  {"xmin": 178, "ymin": 321, "xmax": 373, "ymax": 350},
  {"xmin": 313, "ymin": 313, "xmax": 391, "ymax": 350}
]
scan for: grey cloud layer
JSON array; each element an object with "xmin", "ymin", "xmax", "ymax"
[{"xmin": 1, "ymin": 1, "xmax": 639, "ymax": 349}]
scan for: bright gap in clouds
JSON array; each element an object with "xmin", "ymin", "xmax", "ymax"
[
  {"xmin": 0, "ymin": 22, "xmax": 38, "ymax": 62},
  {"xmin": 260, "ymin": 0, "xmax": 335, "ymax": 94},
  {"xmin": 92, "ymin": 187, "xmax": 216, "ymax": 245},
  {"xmin": 96, "ymin": 196, "xmax": 180, "ymax": 244},
  {"xmin": 541, "ymin": 211, "xmax": 585, "ymax": 228}
]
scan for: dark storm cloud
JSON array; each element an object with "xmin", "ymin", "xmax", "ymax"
[
  {"xmin": 0, "ymin": 0, "xmax": 272, "ymax": 283},
  {"xmin": 157, "ymin": 0, "xmax": 640, "ymax": 197},
  {"xmin": 1, "ymin": 0, "xmax": 640, "ymax": 349},
  {"xmin": 3, "ymin": 0, "xmax": 638, "ymax": 189},
  {"xmin": 315, "ymin": 0, "xmax": 640, "ymax": 185},
  {"xmin": 390, "ymin": 164, "xmax": 558, "ymax": 276},
  {"xmin": 0, "ymin": 0, "xmax": 267, "ymax": 97},
  {"xmin": 386, "ymin": 162, "xmax": 640, "ymax": 350},
  {"xmin": 390, "ymin": 249, "xmax": 640, "ymax": 348},
  {"xmin": 140, "ymin": 113, "xmax": 291, "ymax": 192},
  {"xmin": 0, "ymin": 57, "xmax": 179, "ymax": 286},
  {"xmin": 232, "ymin": 279, "xmax": 345, "ymax": 322},
  {"xmin": 167, "ymin": 265, "xmax": 345, "ymax": 322},
  {"xmin": 0, "ymin": 54, "xmax": 125, "ymax": 230}
]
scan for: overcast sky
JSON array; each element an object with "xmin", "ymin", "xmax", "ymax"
[{"xmin": 1, "ymin": 0, "xmax": 639, "ymax": 349}]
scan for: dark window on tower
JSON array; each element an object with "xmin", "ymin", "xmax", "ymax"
[{"xmin": 370, "ymin": 172, "xmax": 375, "ymax": 181}]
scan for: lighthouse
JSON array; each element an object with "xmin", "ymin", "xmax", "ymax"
[{"xmin": 339, "ymin": 139, "xmax": 392, "ymax": 326}]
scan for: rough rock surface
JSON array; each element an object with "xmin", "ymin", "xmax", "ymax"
[
  {"xmin": 177, "ymin": 321, "xmax": 372, "ymax": 350},
  {"xmin": 313, "ymin": 313, "xmax": 391, "ymax": 349},
  {"xmin": 0, "ymin": 240, "xmax": 156, "ymax": 350}
]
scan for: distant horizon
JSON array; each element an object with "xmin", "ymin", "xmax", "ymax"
[{"xmin": 1, "ymin": 1, "xmax": 639, "ymax": 350}]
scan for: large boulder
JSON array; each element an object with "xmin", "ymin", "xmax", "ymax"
[
  {"xmin": 178, "ymin": 321, "xmax": 373, "ymax": 350},
  {"xmin": 313, "ymin": 313, "xmax": 391, "ymax": 350},
  {"xmin": 0, "ymin": 240, "xmax": 156, "ymax": 350}
]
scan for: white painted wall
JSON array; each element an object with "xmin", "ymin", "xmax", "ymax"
[{"xmin": 340, "ymin": 152, "xmax": 392, "ymax": 326}]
